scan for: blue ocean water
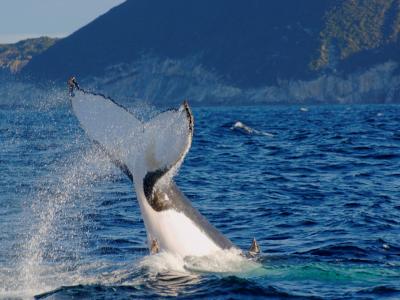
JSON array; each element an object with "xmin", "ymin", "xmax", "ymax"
[{"xmin": 0, "ymin": 89, "xmax": 400, "ymax": 299}]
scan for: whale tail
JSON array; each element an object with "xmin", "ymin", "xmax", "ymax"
[
  {"xmin": 71, "ymin": 89, "xmax": 193, "ymax": 182},
  {"xmin": 71, "ymin": 86, "xmax": 235, "ymax": 256}
]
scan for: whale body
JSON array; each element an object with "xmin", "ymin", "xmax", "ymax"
[
  {"xmin": 231, "ymin": 121, "xmax": 274, "ymax": 137},
  {"xmin": 71, "ymin": 89, "xmax": 235, "ymax": 257}
]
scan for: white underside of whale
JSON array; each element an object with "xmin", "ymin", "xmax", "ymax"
[
  {"xmin": 71, "ymin": 89, "xmax": 229, "ymax": 257},
  {"xmin": 137, "ymin": 188, "xmax": 220, "ymax": 257}
]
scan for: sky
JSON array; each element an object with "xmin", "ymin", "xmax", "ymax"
[{"xmin": 0, "ymin": 0, "xmax": 126, "ymax": 44}]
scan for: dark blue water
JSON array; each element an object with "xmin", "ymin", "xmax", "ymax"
[{"xmin": 1, "ymin": 90, "xmax": 400, "ymax": 299}]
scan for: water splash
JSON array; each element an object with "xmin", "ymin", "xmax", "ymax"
[{"xmin": 11, "ymin": 147, "xmax": 116, "ymax": 297}]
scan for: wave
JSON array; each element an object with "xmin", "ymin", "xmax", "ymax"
[
  {"xmin": 4, "ymin": 241, "xmax": 400, "ymax": 299},
  {"xmin": 31, "ymin": 250, "xmax": 400, "ymax": 299}
]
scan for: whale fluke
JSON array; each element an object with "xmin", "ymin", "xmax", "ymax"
[{"xmin": 70, "ymin": 85, "xmax": 236, "ymax": 257}]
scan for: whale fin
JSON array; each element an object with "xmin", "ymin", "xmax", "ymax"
[
  {"xmin": 71, "ymin": 89, "xmax": 193, "ymax": 181},
  {"xmin": 248, "ymin": 238, "xmax": 261, "ymax": 257},
  {"xmin": 150, "ymin": 239, "xmax": 160, "ymax": 254}
]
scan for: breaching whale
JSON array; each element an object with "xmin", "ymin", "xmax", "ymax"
[{"xmin": 69, "ymin": 84, "xmax": 246, "ymax": 258}]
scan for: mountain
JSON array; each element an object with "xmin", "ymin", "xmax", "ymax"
[
  {"xmin": 22, "ymin": 0, "xmax": 400, "ymax": 104},
  {"xmin": 0, "ymin": 37, "xmax": 58, "ymax": 74}
]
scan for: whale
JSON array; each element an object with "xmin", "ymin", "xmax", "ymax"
[
  {"xmin": 70, "ymin": 86, "xmax": 237, "ymax": 258},
  {"xmin": 231, "ymin": 121, "xmax": 274, "ymax": 137}
]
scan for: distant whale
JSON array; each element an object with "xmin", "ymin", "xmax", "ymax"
[
  {"xmin": 231, "ymin": 121, "xmax": 274, "ymax": 137},
  {"xmin": 70, "ymin": 86, "xmax": 240, "ymax": 258}
]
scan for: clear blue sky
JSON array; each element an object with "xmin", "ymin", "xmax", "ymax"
[{"xmin": 0, "ymin": 0, "xmax": 126, "ymax": 44}]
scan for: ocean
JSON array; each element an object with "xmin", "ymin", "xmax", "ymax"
[{"xmin": 0, "ymin": 88, "xmax": 399, "ymax": 299}]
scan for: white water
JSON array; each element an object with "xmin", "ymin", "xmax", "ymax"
[{"xmin": 0, "ymin": 145, "xmax": 116, "ymax": 298}]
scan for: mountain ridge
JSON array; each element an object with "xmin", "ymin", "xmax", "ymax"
[{"xmin": 9, "ymin": 0, "xmax": 400, "ymax": 103}]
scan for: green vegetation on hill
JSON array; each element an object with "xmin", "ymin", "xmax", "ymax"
[
  {"xmin": 0, "ymin": 37, "xmax": 58, "ymax": 73},
  {"xmin": 312, "ymin": 0, "xmax": 400, "ymax": 70}
]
